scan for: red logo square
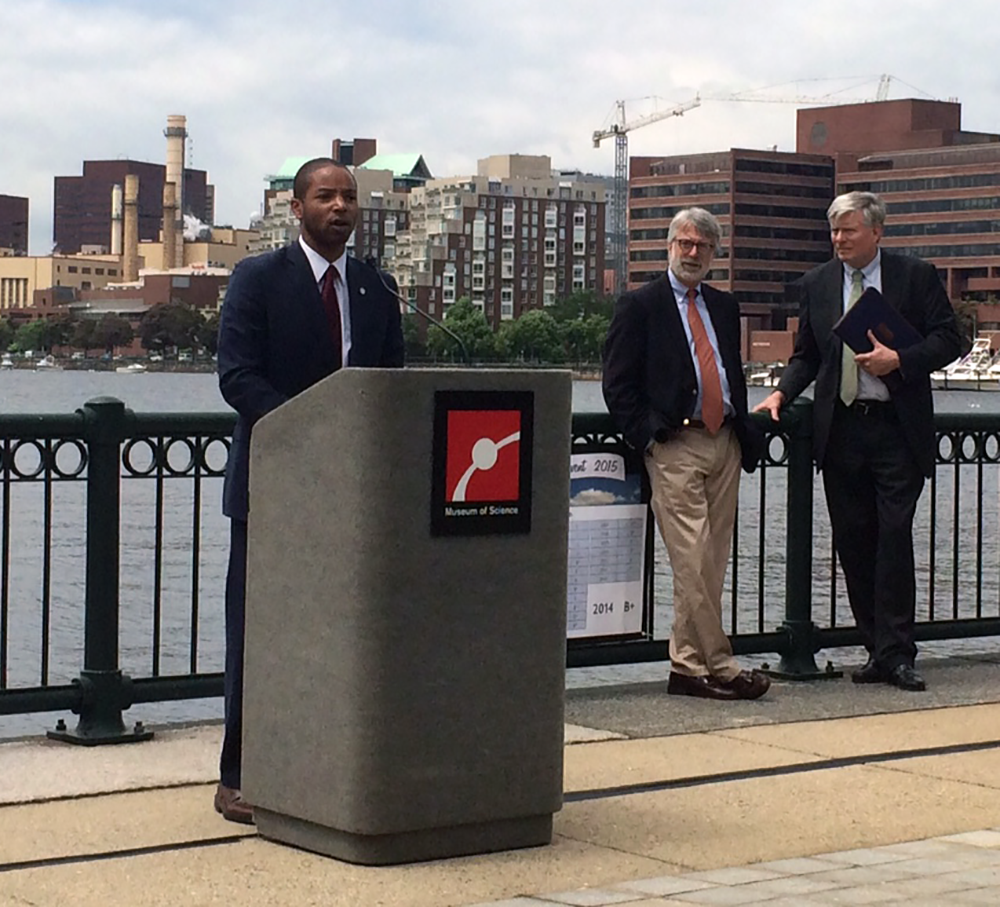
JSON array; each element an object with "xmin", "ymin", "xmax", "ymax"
[{"xmin": 445, "ymin": 410, "xmax": 521, "ymax": 502}]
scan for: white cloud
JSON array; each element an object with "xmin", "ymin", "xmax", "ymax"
[
  {"xmin": 2, "ymin": 0, "xmax": 997, "ymax": 252},
  {"xmin": 570, "ymin": 489, "xmax": 620, "ymax": 506}
]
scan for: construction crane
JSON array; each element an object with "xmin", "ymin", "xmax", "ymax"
[
  {"xmin": 594, "ymin": 75, "xmax": 902, "ymax": 294},
  {"xmin": 703, "ymin": 73, "xmax": 895, "ymax": 106},
  {"xmin": 593, "ymin": 97, "xmax": 701, "ymax": 295}
]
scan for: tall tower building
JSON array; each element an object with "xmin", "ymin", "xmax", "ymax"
[
  {"xmin": 0, "ymin": 195, "xmax": 29, "ymax": 255},
  {"xmin": 110, "ymin": 184, "xmax": 123, "ymax": 255},
  {"xmin": 164, "ymin": 115, "xmax": 188, "ymax": 267}
]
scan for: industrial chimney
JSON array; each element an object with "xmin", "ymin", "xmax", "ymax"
[
  {"xmin": 162, "ymin": 182, "xmax": 177, "ymax": 270},
  {"xmin": 110, "ymin": 183, "xmax": 123, "ymax": 256},
  {"xmin": 164, "ymin": 114, "xmax": 187, "ymax": 268},
  {"xmin": 123, "ymin": 174, "xmax": 140, "ymax": 282}
]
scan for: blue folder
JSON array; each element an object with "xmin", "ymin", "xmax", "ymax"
[{"xmin": 832, "ymin": 287, "xmax": 923, "ymax": 353}]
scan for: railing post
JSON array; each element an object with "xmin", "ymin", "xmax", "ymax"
[
  {"xmin": 48, "ymin": 397, "xmax": 153, "ymax": 744},
  {"xmin": 771, "ymin": 398, "xmax": 841, "ymax": 680}
]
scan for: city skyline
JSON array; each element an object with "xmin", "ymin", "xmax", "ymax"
[{"xmin": 3, "ymin": 0, "xmax": 999, "ymax": 254}]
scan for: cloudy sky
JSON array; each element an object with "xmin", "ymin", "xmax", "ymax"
[{"xmin": 2, "ymin": 0, "xmax": 998, "ymax": 254}]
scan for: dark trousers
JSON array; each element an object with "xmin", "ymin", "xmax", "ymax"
[
  {"xmin": 823, "ymin": 402, "xmax": 925, "ymax": 671},
  {"xmin": 220, "ymin": 517, "xmax": 247, "ymax": 790}
]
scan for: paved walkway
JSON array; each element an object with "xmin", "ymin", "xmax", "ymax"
[{"xmin": 2, "ymin": 652, "xmax": 999, "ymax": 906}]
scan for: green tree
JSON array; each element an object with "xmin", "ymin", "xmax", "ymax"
[
  {"xmin": 560, "ymin": 313, "xmax": 609, "ymax": 365},
  {"xmin": 548, "ymin": 290, "xmax": 613, "ymax": 324},
  {"xmin": 953, "ymin": 299, "xmax": 977, "ymax": 357},
  {"xmin": 0, "ymin": 318, "xmax": 15, "ymax": 352},
  {"xmin": 11, "ymin": 319, "xmax": 49, "ymax": 354},
  {"xmin": 46, "ymin": 313, "xmax": 75, "ymax": 350},
  {"xmin": 401, "ymin": 314, "xmax": 426, "ymax": 359},
  {"xmin": 93, "ymin": 315, "xmax": 135, "ymax": 356},
  {"xmin": 139, "ymin": 303, "xmax": 203, "ymax": 355},
  {"xmin": 503, "ymin": 309, "xmax": 564, "ymax": 363},
  {"xmin": 72, "ymin": 319, "xmax": 98, "ymax": 356},
  {"xmin": 426, "ymin": 297, "xmax": 496, "ymax": 362}
]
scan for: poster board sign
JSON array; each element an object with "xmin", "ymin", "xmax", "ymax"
[{"xmin": 566, "ymin": 451, "xmax": 647, "ymax": 639}]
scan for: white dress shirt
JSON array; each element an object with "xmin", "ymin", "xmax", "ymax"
[{"xmin": 298, "ymin": 236, "xmax": 352, "ymax": 364}]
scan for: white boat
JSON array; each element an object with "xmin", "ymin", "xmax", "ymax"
[
  {"xmin": 931, "ymin": 337, "xmax": 998, "ymax": 389},
  {"xmin": 746, "ymin": 363, "xmax": 783, "ymax": 387},
  {"xmin": 34, "ymin": 354, "xmax": 61, "ymax": 371},
  {"xmin": 932, "ymin": 338, "xmax": 997, "ymax": 388},
  {"xmin": 0, "ymin": 354, "xmax": 12, "ymax": 370},
  {"xmin": 115, "ymin": 363, "xmax": 148, "ymax": 374}
]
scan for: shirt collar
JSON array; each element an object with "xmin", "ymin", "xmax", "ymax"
[
  {"xmin": 667, "ymin": 269, "xmax": 700, "ymax": 303},
  {"xmin": 298, "ymin": 235, "xmax": 348, "ymax": 285},
  {"xmin": 844, "ymin": 248, "xmax": 880, "ymax": 282}
]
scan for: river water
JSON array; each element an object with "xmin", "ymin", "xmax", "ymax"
[{"xmin": 0, "ymin": 371, "xmax": 997, "ymax": 738}]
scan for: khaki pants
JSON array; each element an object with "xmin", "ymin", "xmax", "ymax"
[{"xmin": 645, "ymin": 425, "xmax": 741, "ymax": 681}]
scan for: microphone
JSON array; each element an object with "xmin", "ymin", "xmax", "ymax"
[{"xmin": 371, "ymin": 265, "xmax": 471, "ymax": 366}]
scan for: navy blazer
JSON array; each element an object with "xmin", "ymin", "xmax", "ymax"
[
  {"xmin": 602, "ymin": 274, "xmax": 763, "ymax": 473},
  {"xmin": 777, "ymin": 250, "xmax": 961, "ymax": 478},
  {"xmin": 218, "ymin": 242, "xmax": 405, "ymax": 520}
]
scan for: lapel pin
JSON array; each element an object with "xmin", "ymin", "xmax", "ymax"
[{"xmin": 360, "ymin": 287, "xmax": 366, "ymax": 295}]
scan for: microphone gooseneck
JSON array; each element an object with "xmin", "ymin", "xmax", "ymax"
[{"xmin": 372, "ymin": 267, "xmax": 472, "ymax": 366}]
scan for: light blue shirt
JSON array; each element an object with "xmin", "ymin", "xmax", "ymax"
[
  {"xmin": 668, "ymin": 270, "xmax": 734, "ymax": 419},
  {"xmin": 299, "ymin": 236, "xmax": 351, "ymax": 364},
  {"xmin": 843, "ymin": 250, "xmax": 888, "ymax": 402}
]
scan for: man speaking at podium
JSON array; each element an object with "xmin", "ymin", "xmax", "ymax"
[
  {"xmin": 215, "ymin": 158, "xmax": 404, "ymax": 823},
  {"xmin": 755, "ymin": 191, "xmax": 960, "ymax": 693}
]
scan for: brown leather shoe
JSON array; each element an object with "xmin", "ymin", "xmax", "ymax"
[
  {"xmin": 719, "ymin": 669, "xmax": 771, "ymax": 700},
  {"xmin": 214, "ymin": 784, "xmax": 255, "ymax": 825},
  {"xmin": 667, "ymin": 671, "xmax": 738, "ymax": 700}
]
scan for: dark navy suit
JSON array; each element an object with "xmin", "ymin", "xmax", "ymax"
[
  {"xmin": 217, "ymin": 241, "xmax": 404, "ymax": 788},
  {"xmin": 777, "ymin": 251, "xmax": 961, "ymax": 670}
]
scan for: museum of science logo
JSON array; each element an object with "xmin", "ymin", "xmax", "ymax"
[{"xmin": 431, "ymin": 391, "xmax": 534, "ymax": 536}]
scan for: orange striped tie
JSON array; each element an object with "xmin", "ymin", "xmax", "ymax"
[{"xmin": 686, "ymin": 287, "xmax": 724, "ymax": 433}]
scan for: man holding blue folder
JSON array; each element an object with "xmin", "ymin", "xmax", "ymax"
[{"xmin": 755, "ymin": 191, "xmax": 961, "ymax": 691}]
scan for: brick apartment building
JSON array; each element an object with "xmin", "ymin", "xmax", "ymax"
[
  {"xmin": 393, "ymin": 155, "xmax": 606, "ymax": 328},
  {"xmin": 0, "ymin": 195, "xmax": 29, "ymax": 255},
  {"xmin": 54, "ymin": 160, "xmax": 214, "ymax": 254}
]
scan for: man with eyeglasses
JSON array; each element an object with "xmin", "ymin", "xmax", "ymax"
[
  {"xmin": 755, "ymin": 191, "xmax": 961, "ymax": 692},
  {"xmin": 603, "ymin": 207, "xmax": 768, "ymax": 701}
]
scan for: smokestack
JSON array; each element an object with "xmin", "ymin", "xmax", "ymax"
[
  {"xmin": 110, "ymin": 183, "xmax": 123, "ymax": 256},
  {"xmin": 162, "ymin": 181, "xmax": 177, "ymax": 270},
  {"xmin": 164, "ymin": 114, "xmax": 187, "ymax": 268},
  {"xmin": 123, "ymin": 174, "xmax": 140, "ymax": 282}
]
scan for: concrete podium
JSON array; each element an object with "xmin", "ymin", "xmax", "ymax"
[{"xmin": 241, "ymin": 368, "xmax": 572, "ymax": 865}]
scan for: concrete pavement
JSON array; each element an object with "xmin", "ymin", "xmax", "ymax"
[{"xmin": 2, "ymin": 652, "xmax": 999, "ymax": 906}]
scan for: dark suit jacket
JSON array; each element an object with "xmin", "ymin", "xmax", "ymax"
[
  {"xmin": 602, "ymin": 274, "xmax": 763, "ymax": 473},
  {"xmin": 218, "ymin": 242, "xmax": 405, "ymax": 520},
  {"xmin": 777, "ymin": 250, "xmax": 961, "ymax": 478}
]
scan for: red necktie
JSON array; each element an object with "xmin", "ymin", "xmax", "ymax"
[
  {"xmin": 686, "ymin": 287, "xmax": 724, "ymax": 433},
  {"xmin": 322, "ymin": 264, "xmax": 343, "ymax": 370}
]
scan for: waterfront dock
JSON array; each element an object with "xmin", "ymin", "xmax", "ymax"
[{"xmin": 3, "ymin": 650, "xmax": 999, "ymax": 906}]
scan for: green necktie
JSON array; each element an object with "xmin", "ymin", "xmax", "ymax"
[{"xmin": 839, "ymin": 269, "xmax": 865, "ymax": 406}]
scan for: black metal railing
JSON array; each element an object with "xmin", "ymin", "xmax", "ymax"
[
  {"xmin": 1, "ymin": 397, "xmax": 998, "ymax": 742},
  {"xmin": 0, "ymin": 398, "xmax": 234, "ymax": 742}
]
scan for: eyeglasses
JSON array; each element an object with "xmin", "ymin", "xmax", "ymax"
[{"xmin": 672, "ymin": 238, "xmax": 714, "ymax": 254}]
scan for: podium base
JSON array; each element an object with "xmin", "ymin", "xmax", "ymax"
[{"xmin": 254, "ymin": 807, "xmax": 553, "ymax": 865}]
